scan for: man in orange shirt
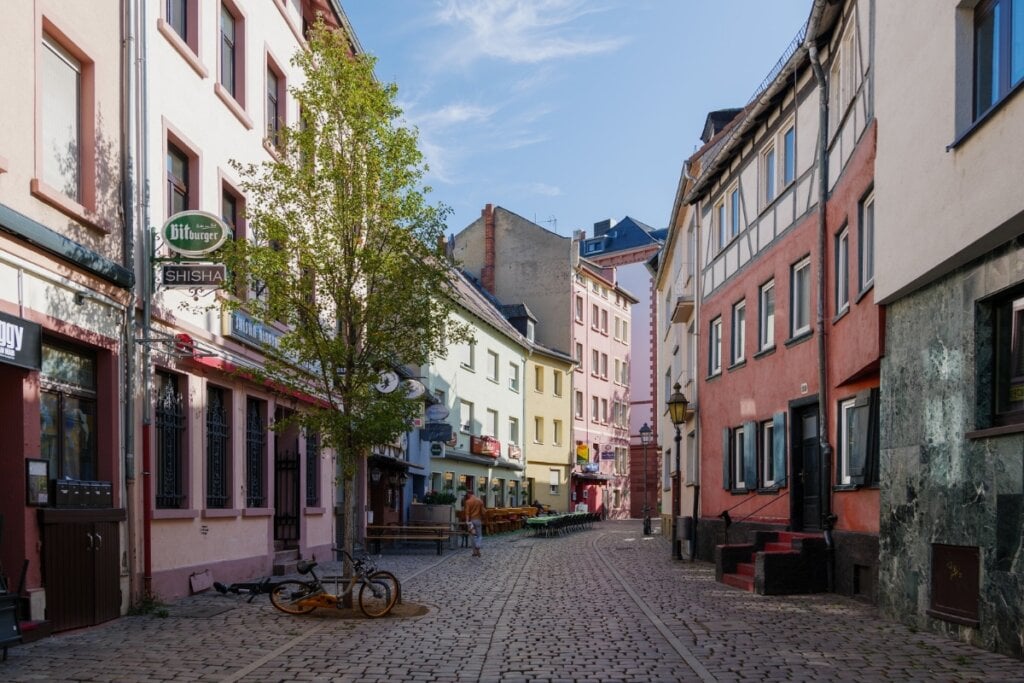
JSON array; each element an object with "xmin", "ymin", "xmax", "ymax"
[{"xmin": 463, "ymin": 491, "xmax": 485, "ymax": 557}]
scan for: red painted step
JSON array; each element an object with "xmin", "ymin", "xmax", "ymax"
[
  {"xmin": 721, "ymin": 572, "xmax": 754, "ymax": 592},
  {"xmin": 764, "ymin": 542, "xmax": 793, "ymax": 553},
  {"xmin": 736, "ymin": 562, "xmax": 755, "ymax": 577}
]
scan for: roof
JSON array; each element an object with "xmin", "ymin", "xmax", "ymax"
[
  {"xmin": 451, "ymin": 270, "xmax": 531, "ymax": 351},
  {"xmin": 700, "ymin": 108, "xmax": 744, "ymax": 143},
  {"xmin": 579, "ymin": 216, "xmax": 664, "ymax": 259}
]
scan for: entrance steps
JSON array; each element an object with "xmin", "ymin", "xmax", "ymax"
[
  {"xmin": 716, "ymin": 530, "xmax": 828, "ymax": 595},
  {"xmin": 272, "ymin": 549, "xmax": 300, "ymax": 576}
]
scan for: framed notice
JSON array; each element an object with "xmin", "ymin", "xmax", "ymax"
[{"xmin": 26, "ymin": 459, "xmax": 49, "ymax": 506}]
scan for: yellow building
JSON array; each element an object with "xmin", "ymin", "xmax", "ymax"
[{"xmin": 524, "ymin": 346, "xmax": 575, "ymax": 513}]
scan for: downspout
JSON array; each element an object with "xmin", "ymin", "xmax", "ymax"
[
  {"xmin": 120, "ymin": 0, "xmax": 138, "ymax": 604},
  {"xmin": 138, "ymin": 0, "xmax": 154, "ymax": 598},
  {"xmin": 682, "ymin": 160, "xmax": 701, "ymax": 562},
  {"xmin": 806, "ymin": 11, "xmax": 836, "ymax": 591}
]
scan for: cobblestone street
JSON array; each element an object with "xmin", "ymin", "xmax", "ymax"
[{"xmin": 3, "ymin": 520, "xmax": 1021, "ymax": 683}]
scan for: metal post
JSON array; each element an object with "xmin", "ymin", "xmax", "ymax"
[
  {"xmin": 642, "ymin": 439, "xmax": 651, "ymax": 535},
  {"xmin": 673, "ymin": 426, "xmax": 682, "ymax": 559}
]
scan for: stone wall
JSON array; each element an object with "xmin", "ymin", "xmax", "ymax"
[{"xmin": 879, "ymin": 237, "xmax": 1024, "ymax": 659}]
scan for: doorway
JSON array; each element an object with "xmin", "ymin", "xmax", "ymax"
[
  {"xmin": 273, "ymin": 409, "xmax": 300, "ymax": 548},
  {"xmin": 791, "ymin": 402, "xmax": 824, "ymax": 531}
]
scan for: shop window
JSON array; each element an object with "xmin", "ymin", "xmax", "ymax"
[
  {"xmin": 989, "ymin": 289, "xmax": 1024, "ymax": 426},
  {"xmin": 40, "ymin": 342, "xmax": 97, "ymax": 483},
  {"xmin": 156, "ymin": 371, "xmax": 187, "ymax": 508}
]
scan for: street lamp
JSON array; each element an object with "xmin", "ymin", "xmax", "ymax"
[
  {"xmin": 639, "ymin": 422, "xmax": 652, "ymax": 536},
  {"xmin": 667, "ymin": 383, "xmax": 690, "ymax": 560}
]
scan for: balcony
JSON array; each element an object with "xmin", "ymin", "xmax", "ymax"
[{"xmin": 671, "ymin": 291, "xmax": 695, "ymax": 324}]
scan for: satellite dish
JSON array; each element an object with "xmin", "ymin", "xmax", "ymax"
[
  {"xmin": 402, "ymin": 379, "xmax": 426, "ymax": 400},
  {"xmin": 425, "ymin": 403, "xmax": 449, "ymax": 421},
  {"xmin": 374, "ymin": 370, "xmax": 400, "ymax": 394}
]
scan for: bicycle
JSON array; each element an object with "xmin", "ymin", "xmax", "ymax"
[
  {"xmin": 268, "ymin": 550, "xmax": 400, "ymax": 618},
  {"xmin": 213, "ymin": 577, "xmax": 279, "ymax": 602}
]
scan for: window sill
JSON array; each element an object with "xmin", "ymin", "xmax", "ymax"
[
  {"xmin": 729, "ymin": 487, "xmax": 750, "ymax": 495},
  {"xmin": 753, "ymin": 345, "xmax": 776, "ymax": 360},
  {"xmin": 705, "ymin": 371, "xmax": 722, "ymax": 382},
  {"xmin": 948, "ymin": 77, "xmax": 1024, "ymax": 151},
  {"xmin": 304, "ymin": 506, "xmax": 326, "ymax": 515},
  {"xmin": 966, "ymin": 423, "xmax": 1024, "ymax": 439},
  {"xmin": 263, "ymin": 139, "xmax": 283, "ymax": 162},
  {"xmin": 832, "ymin": 305, "xmax": 850, "ymax": 325},
  {"xmin": 153, "ymin": 508, "xmax": 199, "ymax": 520},
  {"xmin": 460, "ymin": 364, "xmax": 475, "ymax": 372},
  {"xmin": 242, "ymin": 507, "xmax": 273, "ymax": 517},
  {"xmin": 201, "ymin": 508, "xmax": 240, "ymax": 518},
  {"xmin": 157, "ymin": 19, "xmax": 208, "ymax": 79},
  {"xmin": 854, "ymin": 284, "xmax": 873, "ymax": 305},
  {"xmin": 832, "ymin": 484, "xmax": 860, "ymax": 492},
  {"xmin": 272, "ymin": 0, "xmax": 307, "ymax": 47},
  {"xmin": 214, "ymin": 83, "xmax": 254, "ymax": 130},
  {"xmin": 756, "ymin": 486, "xmax": 781, "ymax": 495},
  {"xmin": 784, "ymin": 330, "xmax": 813, "ymax": 348},
  {"xmin": 30, "ymin": 179, "xmax": 111, "ymax": 234}
]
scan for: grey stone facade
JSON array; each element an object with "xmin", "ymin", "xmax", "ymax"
[{"xmin": 879, "ymin": 236, "xmax": 1024, "ymax": 659}]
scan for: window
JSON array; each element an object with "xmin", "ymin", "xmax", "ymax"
[
  {"xmin": 167, "ymin": 0, "xmax": 188, "ymax": 40},
  {"xmin": 732, "ymin": 300, "xmax": 746, "ymax": 364},
  {"xmin": 732, "ymin": 426, "xmax": 747, "ymax": 491},
  {"xmin": 156, "ymin": 372, "xmax": 186, "ymax": 508},
  {"xmin": 730, "ymin": 186, "xmax": 741, "ymax": 238},
  {"xmin": 508, "ymin": 362, "xmax": 519, "ymax": 391},
  {"xmin": 534, "ymin": 416, "xmax": 544, "ymax": 444},
  {"xmin": 245, "ymin": 397, "xmax": 266, "ymax": 507},
  {"xmin": 41, "ymin": 34, "xmax": 83, "ymax": 202},
  {"xmin": 974, "ymin": 0, "xmax": 1024, "ymax": 119},
  {"xmin": 486, "ymin": 409, "xmax": 499, "ymax": 438},
  {"xmin": 40, "ymin": 343, "xmax": 97, "ymax": 486},
  {"xmin": 167, "ymin": 144, "xmax": 189, "ymax": 216},
  {"xmin": 615, "ymin": 358, "xmax": 622, "ymax": 384},
  {"xmin": 791, "ymin": 257, "xmax": 811, "ymax": 337},
  {"xmin": 601, "ymin": 399, "xmax": 608, "ymax": 423},
  {"xmin": 600, "ymin": 353, "xmax": 608, "ymax": 378},
  {"xmin": 206, "ymin": 385, "xmax": 230, "ymax": 509},
  {"xmin": 526, "ymin": 320, "xmax": 535, "ymax": 342},
  {"xmin": 305, "ymin": 432, "xmax": 320, "ymax": 507},
  {"xmin": 508, "ymin": 417, "xmax": 519, "ymax": 445},
  {"xmin": 836, "ymin": 227, "xmax": 850, "ymax": 313},
  {"xmin": 160, "ymin": 0, "xmax": 201, "ymax": 68},
  {"xmin": 716, "ymin": 200, "xmax": 727, "ymax": 250},
  {"xmin": 592, "ymin": 304, "xmax": 600, "ymax": 329},
  {"xmin": 783, "ymin": 124, "xmax": 796, "ymax": 186},
  {"xmin": 549, "ymin": 469, "xmax": 560, "ymax": 495},
  {"xmin": 460, "ymin": 341, "xmax": 475, "ymax": 370},
  {"xmin": 991, "ymin": 291, "xmax": 1024, "ymax": 425},
  {"xmin": 575, "ymin": 342, "xmax": 583, "ymax": 368},
  {"xmin": 709, "ymin": 317, "xmax": 723, "ymax": 375},
  {"xmin": 553, "ymin": 420, "xmax": 563, "ymax": 446},
  {"xmin": 460, "ymin": 400, "xmax": 474, "ymax": 433},
  {"xmin": 266, "ymin": 60, "xmax": 285, "ymax": 147},
  {"xmin": 487, "ymin": 350, "xmax": 499, "ymax": 382},
  {"xmin": 622, "ymin": 320, "xmax": 628, "ymax": 341},
  {"xmin": 534, "ymin": 365, "xmax": 544, "ymax": 392},
  {"xmin": 759, "ymin": 280, "xmax": 776, "ymax": 350},
  {"xmin": 575, "ymin": 295, "xmax": 584, "ymax": 322},
  {"xmin": 592, "ymin": 396, "xmax": 600, "ymax": 422},
  {"xmin": 575, "ymin": 390, "xmax": 584, "ymax": 419},
  {"xmin": 591, "ymin": 349, "xmax": 599, "ymax": 376},
  {"xmin": 837, "ymin": 390, "xmax": 880, "ymax": 486},
  {"xmin": 614, "ymin": 316, "xmax": 621, "ymax": 340},
  {"xmin": 763, "ymin": 146, "xmax": 776, "ymax": 204},
  {"xmin": 859, "ymin": 194, "xmax": 875, "ymax": 291},
  {"xmin": 723, "ymin": 422, "xmax": 757, "ymax": 492},
  {"xmin": 600, "ymin": 309, "xmax": 608, "ymax": 333},
  {"xmin": 760, "ymin": 420, "xmax": 775, "ymax": 488},
  {"xmin": 553, "ymin": 371, "xmax": 562, "ymax": 397},
  {"xmin": 220, "ymin": 4, "xmax": 238, "ymax": 97}
]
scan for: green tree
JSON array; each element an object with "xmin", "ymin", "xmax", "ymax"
[{"xmin": 220, "ymin": 20, "xmax": 468, "ymax": 567}]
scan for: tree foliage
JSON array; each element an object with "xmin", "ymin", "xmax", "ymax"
[{"xmin": 219, "ymin": 19, "xmax": 469, "ymax": 554}]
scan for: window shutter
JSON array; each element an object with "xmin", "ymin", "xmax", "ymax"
[
  {"xmin": 743, "ymin": 421, "xmax": 757, "ymax": 488},
  {"xmin": 867, "ymin": 387, "xmax": 881, "ymax": 485},
  {"xmin": 848, "ymin": 390, "xmax": 871, "ymax": 484},
  {"xmin": 722, "ymin": 428, "xmax": 731, "ymax": 490},
  {"xmin": 773, "ymin": 411, "xmax": 787, "ymax": 486}
]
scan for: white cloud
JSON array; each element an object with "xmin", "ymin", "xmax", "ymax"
[
  {"xmin": 434, "ymin": 0, "xmax": 627, "ymax": 66},
  {"xmin": 414, "ymin": 102, "xmax": 497, "ymax": 129},
  {"xmin": 524, "ymin": 182, "xmax": 562, "ymax": 197}
]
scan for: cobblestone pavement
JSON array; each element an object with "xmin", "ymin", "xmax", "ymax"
[{"xmin": 3, "ymin": 520, "xmax": 1022, "ymax": 682}]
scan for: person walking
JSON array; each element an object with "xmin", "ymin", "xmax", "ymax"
[{"xmin": 463, "ymin": 490, "xmax": 485, "ymax": 557}]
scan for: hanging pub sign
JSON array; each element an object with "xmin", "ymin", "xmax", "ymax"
[
  {"xmin": 161, "ymin": 263, "xmax": 227, "ymax": 287},
  {"xmin": 0, "ymin": 310, "xmax": 42, "ymax": 371},
  {"xmin": 161, "ymin": 211, "xmax": 229, "ymax": 258}
]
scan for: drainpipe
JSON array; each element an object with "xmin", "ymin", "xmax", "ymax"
[
  {"xmin": 120, "ymin": 0, "xmax": 138, "ymax": 604},
  {"xmin": 806, "ymin": 7, "xmax": 836, "ymax": 592},
  {"xmin": 138, "ymin": 0, "xmax": 154, "ymax": 598},
  {"xmin": 682, "ymin": 160, "xmax": 701, "ymax": 561}
]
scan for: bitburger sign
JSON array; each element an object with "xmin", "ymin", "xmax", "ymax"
[{"xmin": 162, "ymin": 210, "xmax": 229, "ymax": 258}]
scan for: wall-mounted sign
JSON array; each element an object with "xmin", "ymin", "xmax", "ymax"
[
  {"xmin": 470, "ymin": 435, "xmax": 500, "ymax": 457},
  {"xmin": 222, "ymin": 309, "xmax": 319, "ymax": 373},
  {"xmin": 0, "ymin": 310, "xmax": 41, "ymax": 371},
  {"xmin": 430, "ymin": 442, "xmax": 444, "ymax": 457},
  {"xmin": 161, "ymin": 263, "xmax": 227, "ymax": 287},
  {"xmin": 162, "ymin": 211, "xmax": 229, "ymax": 258},
  {"xmin": 600, "ymin": 448, "xmax": 615, "ymax": 460},
  {"xmin": 419, "ymin": 422, "xmax": 453, "ymax": 443},
  {"xmin": 425, "ymin": 403, "xmax": 449, "ymax": 421}
]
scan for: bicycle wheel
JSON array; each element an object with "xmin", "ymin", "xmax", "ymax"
[
  {"xmin": 358, "ymin": 571, "xmax": 399, "ymax": 618},
  {"xmin": 269, "ymin": 580, "xmax": 318, "ymax": 615}
]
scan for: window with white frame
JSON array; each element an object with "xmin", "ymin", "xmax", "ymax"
[
  {"xmin": 783, "ymin": 124, "xmax": 796, "ymax": 186},
  {"xmin": 460, "ymin": 341, "xmax": 475, "ymax": 370},
  {"xmin": 601, "ymin": 309, "xmax": 608, "ymax": 333},
  {"xmin": 762, "ymin": 145, "xmax": 776, "ymax": 205},
  {"xmin": 591, "ymin": 349, "xmax": 599, "ymax": 376},
  {"xmin": 553, "ymin": 419, "xmax": 562, "ymax": 446},
  {"xmin": 732, "ymin": 300, "xmax": 746, "ymax": 365},
  {"xmin": 791, "ymin": 257, "xmax": 811, "ymax": 337},
  {"xmin": 575, "ymin": 391, "xmax": 584, "ymax": 419},
  {"xmin": 534, "ymin": 365, "xmax": 544, "ymax": 392},
  {"xmin": 614, "ymin": 316, "xmax": 621, "ymax": 340},
  {"xmin": 615, "ymin": 359, "xmax": 622, "ymax": 384},
  {"xmin": 760, "ymin": 420, "xmax": 776, "ymax": 488},
  {"xmin": 575, "ymin": 342, "xmax": 583, "ymax": 368},
  {"xmin": 553, "ymin": 371, "xmax": 562, "ymax": 397},
  {"xmin": 460, "ymin": 400, "xmax": 474, "ymax": 433},
  {"xmin": 730, "ymin": 186, "xmax": 741, "ymax": 238},
  {"xmin": 508, "ymin": 417, "xmax": 519, "ymax": 445},
  {"xmin": 508, "ymin": 362, "xmax": 519, "ymax": 392},
  {"xmin": 591, "ymin": 396, "xmax": 599, "ymax": 422},
  {"xmin": 534, "ymin": 416, "xmax": 544, "ymax": 443},
  {"xmin": 549, "ymin": 469, "xmax": 560, "ymax": 495},
  {"xmin": 622, "ymin": 320, "xmax": 629, "ymax": 341},
  {"xmin": 601, "ymin": 398, "xmax": 608, "ymax": 423},
  {"xmin": 732, "ymin": 426, "xmax": 747, "ymax": 491},
  {"xmin": 592, "ymin": 304, "xmax": 600, "ymax": 329},
  {"xmin": 486, "ymin": 409, "xmax": 499, "ymax": 437},
  {"xmin": 838, "ymin": 390, "xmax": 880, "ymax": 486},
  {"xmin": 709, "ymin": 317, "xmax": 723, "ymax": 375},
  {"xmin": 575, "ymin": 295, "xmax": 584, "ymax": 322},
  {"xmin": 487, "ymin": 350, "xmax": 499, "ymax": 382},
  {"xmin": 859, "ymin": 193, "xmax": 874, "ymax": 291},
  {"xmin": 716, "ymin": 200, "xmax": 727, "ymax": 251},
  {"xmin": 836, "ymin": 227, "xmax": 850, "ymax": 313},
  {"xmin": 600, "ymin": 353, "xmax": 608, "ymax": 378},
  {"xmin": 41, "ymin": 34, "xmax": 84, "ymax": 202},
  {"xmin": 760, "ymin": 280, "xmax": 775, "ymax": 350}
]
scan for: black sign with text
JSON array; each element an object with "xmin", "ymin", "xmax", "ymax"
[{"xmin": 0, "ymin": 310, "xmax": 41, "ymax": 371}]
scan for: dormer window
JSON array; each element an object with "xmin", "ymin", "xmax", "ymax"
[{"xmin": 526, "ymin": 320, "xmax": 535, "ymax": 342}]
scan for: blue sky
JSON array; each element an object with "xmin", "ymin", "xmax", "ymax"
[{"xmin": 343, "ymin": 1, "xmax": 811, "ymax": 237}]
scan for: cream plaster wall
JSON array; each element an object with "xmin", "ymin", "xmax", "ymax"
[{"xmin": 524, "ymin": 353, "xmax": 574, "ymax": 511}]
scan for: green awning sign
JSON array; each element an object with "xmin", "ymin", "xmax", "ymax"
[{"xmin": 162, "ymin": 211, "xmax": 229, "ymax": 257}]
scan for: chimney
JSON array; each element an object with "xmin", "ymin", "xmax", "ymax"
[
  {"xmin": 593, "ymin": 219, "xmax": 613, "ymax": 237},
  {"xmin": 573, "ymin": 229, "xmax": 586, "ymax": 241},
  {"xmin": 482, "ymin": 204, "xmax": 495, "ymax": 294}
]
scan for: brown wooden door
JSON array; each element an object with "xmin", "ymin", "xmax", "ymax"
[{"xmin": 91, "ymin": 521, "xmax": 121, "ymax": 624}]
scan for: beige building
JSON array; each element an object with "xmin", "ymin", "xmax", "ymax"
[
  {"xmin": 524, "ymin": 347, "xmax": 575, "ymax": 513},
  {"xmin": 874, "ymin": 0, "xmax": 1024, "ymax": 659}
]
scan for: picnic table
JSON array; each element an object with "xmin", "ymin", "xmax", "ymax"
[{"xmin": 525, "ymin": 512, "xmax": 597, "ymax": 537}]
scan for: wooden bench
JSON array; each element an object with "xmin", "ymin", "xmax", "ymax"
[{"xmin": 365, "ymin": 525, "xmax": 450, "ymax": 555}]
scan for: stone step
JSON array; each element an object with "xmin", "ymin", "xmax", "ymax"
[
  {"xmin": 721, "ymin": 572, "xmax": 754, "ymax": 592},
  {"xmin": 736, "ymin": 561, "xmax": 755, "ymax": 577},
  {"xmin": 764, "ymin": 542, "xmax": 794, "ymax": 552},
  {"xmin": 272, "ymin": 549, "xmax": 300, "ymax": 576}
]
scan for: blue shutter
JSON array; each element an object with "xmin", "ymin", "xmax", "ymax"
[
  {"xmin": 773, "ymin": 411, "xmax": 787, "ymax": 487},
  {"xmin": 722, "ymin": 428, "xmax": 731, "ymax": 490},
  {"xmin": 743, "ymin": 421, "xmax": 757, "ymax": 489}
]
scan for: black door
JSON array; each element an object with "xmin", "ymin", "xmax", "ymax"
[
  {"xmin": 793, "ymin": 404, "xmax": 823, "ymax": 531},
  {"xmin": 274, "ymin": 439, "xmax": 300, "ymax": 547}
]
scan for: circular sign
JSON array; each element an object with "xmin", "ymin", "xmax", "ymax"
[
  {"xmin": 430, "ymin": 443, "xmax": 443, "ymax": 456},
  {"xmin": 402, "ymin": 379, "xmax": 426, "ymax": 399},
  {"xmin": 374, "ymin": 370, "xmax": 400, "ymax": 394},
  {"xmin": 425, "ymin": 403, "xmax": 449, "ymax": 421},
  {"xmin": 162, "ymin": 211, "xmax": 230, "ymax": 258}
]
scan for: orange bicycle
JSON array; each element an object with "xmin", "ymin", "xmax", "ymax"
[{"xmin": 268, "ymin": 550, "xmax": 400, "ymax": 618}]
